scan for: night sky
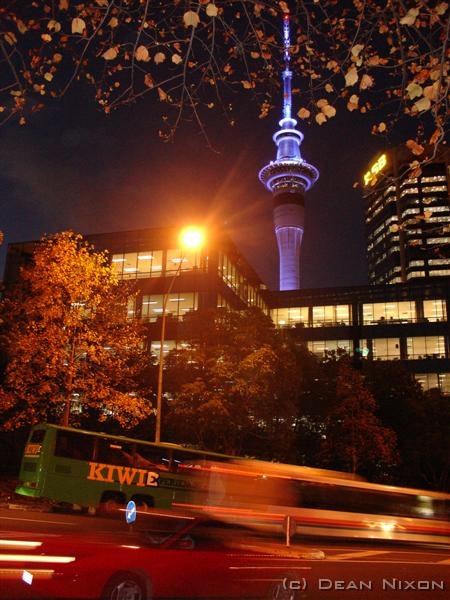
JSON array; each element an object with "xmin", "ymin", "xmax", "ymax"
[{"xmin": 0, "ymin": 86, "xmax": 384, "ymax": 291}]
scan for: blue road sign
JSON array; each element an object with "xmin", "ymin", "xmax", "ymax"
[{"xmin": 125, "ymin": 500, "xmax": 137, "ymax": 525}]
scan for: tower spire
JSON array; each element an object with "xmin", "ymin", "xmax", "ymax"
[{"xmin": 259, "ymin": 11, "xmax": 319, "ymax": 291}]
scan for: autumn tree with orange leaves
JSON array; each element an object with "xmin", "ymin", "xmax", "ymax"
[
  {"xmin": 0, "ymin": 1, "xmax": 448, "ymax": 154},
  {"xmin": 0, "ymin": 231, "xmax": 151, "ymax": 431}
]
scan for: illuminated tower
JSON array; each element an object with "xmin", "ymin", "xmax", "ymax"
[{"xmin": 259, "ymin": 13, "xmax": 319, "ymax": 291}]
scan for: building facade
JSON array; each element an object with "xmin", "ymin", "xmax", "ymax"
[
  {"xmin": 4, "ymin": 229, "xmax": 450, "ymax": 394},
  {"xmin": 363, "ymin": 146, "xmax": 450, "ymax": 285}
]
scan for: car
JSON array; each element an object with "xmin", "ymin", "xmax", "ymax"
[{"xmin": 0, "ymin": 517, "xmax": 302, "ymax": 600}]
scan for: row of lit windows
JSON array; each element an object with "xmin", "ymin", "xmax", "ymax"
[
  {"xmin": 415, "ymin": 372, "xmax": 450, "ymax": 394},
  {"xmin": 112, "ymin": 249, "xmax": 202, "ymax": 279},
  {"xmin": 307, "ymin": 336, "xmax": 446, "ymax": 361},
  {"xmin": 273, "ymin": 299, "xmax": 447, "ymax": 328},
  {"xmin": 219, "ymin": 253, "xmax": 267, "ymax": 312}
]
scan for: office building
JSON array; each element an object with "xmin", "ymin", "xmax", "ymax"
[{"xmin": 363, "ymin": 145, "xmax": 450, "ymax": 284}]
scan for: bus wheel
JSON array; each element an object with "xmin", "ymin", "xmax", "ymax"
[
  {"xmin": 99, "ymin": 493, "xmax": 125, "ymax": 517},
  {"xmin": 131, "ymin": 496, "xmax": 154, "ymax": 513},
  {"xmin": 102, "ymin": 571, "xmax": 150, "ymax": 600}
]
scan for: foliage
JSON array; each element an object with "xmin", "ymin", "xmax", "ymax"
[
  {"xmin": 0, "ymin": 231, "xmax": 151, "ymax": 430},
  {"xmin": 364, "ymin": 361, "xmax": 450, "ymax": 490},
  {"xmin": 164, "ymin": 307, "xmax": 299, "ymax": 457},
  {"xmin": 1, "ymin": 1, "xmax": 448, "ymax": 148},
  {"xmin": 319, "ymin": 357, "xmax": 398, "ymax": 478}
]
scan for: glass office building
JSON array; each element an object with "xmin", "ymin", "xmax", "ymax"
[{"xmin": 363, "ymin": 146, "xmax": 450, "ymax": 284}]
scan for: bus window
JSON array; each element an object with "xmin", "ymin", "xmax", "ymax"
[
  {"xmin": 29, "ymin": 429, "xmax": 46, "ymax": 444},
  {"xmin": 55, "ymin": 431, "xmax": 94, "ymax": 461},
  {"xmin": 173, "ymin": 450, "xmax": 205, "ymax": 472},
  {"xmin": 134, "ymin": 444, "xmax": 170, "ymax": 471},
  {"xmin": 97, "ymin": 438, "xmax": 134, "ymax": 466}
]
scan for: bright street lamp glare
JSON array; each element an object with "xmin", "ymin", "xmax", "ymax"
[{"xmin": 179, "ymin": 226, "xmax": 204, "ymax": 250}]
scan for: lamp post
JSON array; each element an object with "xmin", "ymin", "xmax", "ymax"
[{"xmin": 154, "ymin": 226, "xmax": 205, "ymax": 443}]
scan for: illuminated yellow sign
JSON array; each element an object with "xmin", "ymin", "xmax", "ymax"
[{"xmin": 364, "ymin": 153, "xmax": 387, "ymax": 186}]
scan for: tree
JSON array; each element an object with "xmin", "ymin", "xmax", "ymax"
[
  {"xmin": 364, "ymin": 361, "xmax": 450, "ymax": 490},
  {"xmin": 0, "ymin": 231, "xmax": 151, "ymax": 430},
  {"xmin": 1, "ymin": 2, "xmax": 447, "ymax": 150},
  {"xmin": 319, "ymin": 357, "xmax": 398, "ymax": 479},
  {"xmin": 164, "ymin": 307, "xmax": 299, "ymax": 458}
]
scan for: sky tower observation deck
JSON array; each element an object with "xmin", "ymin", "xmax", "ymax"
[{"xmin": 259, "ymin": 13, "xmax": 319, "ymax": 291}]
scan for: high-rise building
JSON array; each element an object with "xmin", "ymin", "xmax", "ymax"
[
  {"xmin": 259, "ymin": 14, "xmax": 319, "ymax": 291},
  {"xmin": 363, "ymin": 146, "xmax": 450, "ymax": 285}
]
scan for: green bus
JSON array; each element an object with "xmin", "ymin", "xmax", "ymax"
[{"xmin": 16, "ymin": 423, "xmax": 233, "ymax": 514}]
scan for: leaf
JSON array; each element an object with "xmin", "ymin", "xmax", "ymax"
[
  {"xmin": 241, "ymin": 80, "xmax": 253, "ymax": 89},
  {"xmin": 71, "ymin": 17, "xmax": 86, "ymax": 35},
  {"xmin": 108, "ymin": 17, "xmax": 119, "ymax": 28},
  {"xmin": 406, "ymin": 139, "xmax": 424, "ymax": 156},
  {"xmin": 413, "ymin": 97, "xmax": 431, "ymax": 112},
  {"xmin": 102, "ymin": 47, "xmax": 118, "ymax": 61},
  {"xmin": 4, "ymin": 32, "xmax": 17, "ymax": 46},
  {"xmin": 345, "ymin": 66, "xmax": 358, "ymax": 87},
  {"xmin": 347, "ymin": 94, "xmax": 359, "ymax": 112},
  {"xmin": 400, "ymin": 8, "xmax": 419, "ymax": 26},
  {"xmin": 250, "ymin": 51, "xmax": 260, "ymax": 59},
  {"xmin": 59, "ymin": 0, "xmax": 69, "ymax": 9},
  {"xmin": 172, "ymin": 53, "xmax": 183, "ymax": 65},
  {"xmin": 96, "ymin": 0, "xmax": 109, "ymax": 6},
  {"xmin": 360, "ymin": 74, "xmax": 374, "ymax": 90},
  {"xmin": 297, "ymin": 107, "xmax": 311, "ymax": 119},
  {"xmin": 44, "ymin": 72, "xmax": 54, "ymax": 82},
  {"xmin": 406, "ymin": 82, "xmax": 423, "ymax": 100},
  {"xmin": 316, "ymin": 98, "xmax": 328, "ymax": 108},
  {"xmin": 183, "ymin": 10, "xmax": 200, "ymax": 27},
  {"xmin": 351, "ymin": 44, "xmax": 364, "ymax": 57},
  {"xmin": 429, "ymin": 128, "xmax": 441, "ymax": 146},
  {"xmin": 154, "ymin": 52, "xmax": 166, "ymax": 64},
  {"xmin": 16, "ymin": 20, "xmax": 28, "ymax": 34},
  {"xmin": 435, "ymin": 2, "xmax": 448, "ymax": 15},
  {"xmin": 423, "ymin": 81, "xmax": 440, "ymax": 101},
  {"xmin": 41, "ymin": 33, "xmax": 52, "ymax": 42},
  {"xmin": 377, "ymin": 122, "xmax": 387, "ymax": 133},
  {"xmin": 315, "ymin": 112, "xmax": 327, "ymax": 125},
  {"xmin": 144, "ymin": 73, "xmax": 154, "ymax": 88},
  {"xmin": 135, "ymin": 46, "xmax": 150, "ymax": 62},
  {"xmin": 321, "ymin": 104, "xmax": 336, "ymax": 118},
  {"xmin": 325, "ymin": 83, "xmax": 334, "ymax": 93},
  {"xmin": 206, "ymin": 3, "xmax": 219, "ymax": 17},
  {"xmin": 47, "ymin": 20, "xmax": 61, "ymax": 33},
  {"xmin": 158, "ymin": 87, "xmax": 168, "ymax": 101},
  {"xmin": 278, "ymin": 1, "xmax": 289, "ymax": 12}
]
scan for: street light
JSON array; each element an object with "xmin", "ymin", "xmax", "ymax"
[{"xmin": 154, "ymin": 226, "xmax": 205, "ymax": 443}]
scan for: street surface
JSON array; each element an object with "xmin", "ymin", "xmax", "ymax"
[{"xmin": 1, "ymin": 507, "xmax": 449, "ymax": 599}]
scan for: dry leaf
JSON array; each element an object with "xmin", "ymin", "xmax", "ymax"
[
  {"xmin": 406, "ymin": 139, "xmax": 425, "ymax": 156},
  {"xmin": 406, "ymin": 82, "xmax": 423, "ymax": 100},
  {"xmin": 297, "ymin": 107, "xmax": 311, "ymax": 119},
  {"xmin": 400, "ymin": 8, "xmax": 419, "ymax": 26},
  {"xmin": 414, "ymin": 97, "xmax": 431, "ymax": 112},
  {"xmin": 321, "ymin": 104, "xmax": 336, "ymax": 118},
  {"xmin": 71, "ymin": 18, "xmax": 86, "ymax": 35},
  {"xmin": 183, "ymin": 10, "xmax": 200, "ymax": 27},
  {"xmin": 345, "ymin": 66, "xmax": 358, "ymax": 87},
  {"xmin": 102, "ymin": 47, "xmax": 118, "ymax": 61},
  {"xmin": 135, "ymin": 46, "xmax": 150, "ymax": 62},
  {"xmin": 154, "ymin": 52, "xmax": 166, "ymax": 64},
  {"xmin": 315, "ymin": 112, "xmax": 327, "ymax": 125},
  {"xmin": 360, "ymin": 74, "xmax": 374, "ymax": 90},
  {"xmin": 172, "ymin": 54, "xmax": 183, "ymax": 65},
  {"xmin": 206, "ymin": 3, "xmax": 219, "ymax": 17}
]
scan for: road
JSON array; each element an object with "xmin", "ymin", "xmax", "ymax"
[{"xmin": 1, "ymin": 507, "xmax": 449, "ymax": 599}]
